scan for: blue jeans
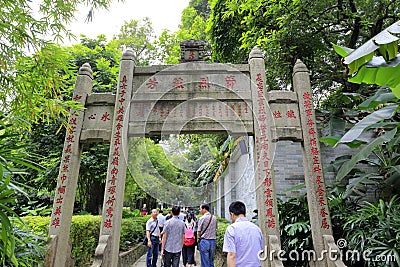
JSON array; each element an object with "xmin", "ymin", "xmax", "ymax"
[
  {"xmin": 199, "ymin": 239, "xmax": 216, "ymax": 267},
  {"xmin": 146, "ymin": 236, "xmax": 159, "ymax": 267}
]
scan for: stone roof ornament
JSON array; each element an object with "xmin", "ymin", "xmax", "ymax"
[
  {"xmin": 78, "ymin": 63, "xmax": 93, "ymax": 79},
  {"xmin": 249, "ymin": 46, "xmax": 263, "ymax": 60},
  {"xmin": 180, "ymin": 39, "xmax": 206, "ymax": 63}
]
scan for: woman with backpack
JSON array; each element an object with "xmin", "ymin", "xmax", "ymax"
[{"xmin": 182, "ymin": 213, "xmax": 196, "ymax": 267}]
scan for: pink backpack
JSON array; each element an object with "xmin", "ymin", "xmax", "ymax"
[{"xmin": 184, "ymin": 223, "xmax": 195, "ymax": 246}]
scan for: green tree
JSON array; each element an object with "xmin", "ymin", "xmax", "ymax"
[
  {"xmin": 153, "ymin": 0, "xmax": 210, "ymax": 64},
  {"xmin": 70, "ymin": 35, "xmax": 121, "ymax": 93},
  {"xmin": 207, "ymin": 0, "xmax": 400, "ymax": 102},
  {"xmin": 320, "ymin": 20, "xmax": 400, "ymax": 200},
  {"xmin": 114, "ymin": 18, "xmax": 157, "ymax": 66},
  {"xmin": 1, "ymin": 0, "xmax": 121, "ymax": 129},
  {"xmin": 24, "ymin": 35, "xmax": 123, "ymax": 214},
  {"xmin": 153, "ymin": 30, "xmax": 181, "ymax": 64},
  {"xmin": 1, "ymin": 1, "xmax": 122, "ymax": 263}
]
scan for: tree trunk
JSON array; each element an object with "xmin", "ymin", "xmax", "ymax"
[{"xmin": 85, "ymin": 180, "xmax": 105, "ymax": 215}]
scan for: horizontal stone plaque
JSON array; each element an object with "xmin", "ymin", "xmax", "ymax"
[{"xmin": 130, "ymin": 100, "xmax": 253, "ymax": 122}]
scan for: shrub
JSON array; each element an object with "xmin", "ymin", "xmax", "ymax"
[
  {"xmin": 69, "ymin": 215, "xmax": 101, "ymax": 264},
  {"xmin": 120, "ymin": 217, "xmax": 148, "ymax": 250},
  {"xmin": 278, "ymin": 196, "xmax": 312, "ymax": 267},
  {"xmin": 343, "ymin": 195, "xmax": 400, "ymax": 267},
  {"xmin": 22, "ymin": 215, "xmax": 148, "ymax": 266},
  {"xmin": 4, "ymin": 223, "xmax": 46, "ymax": 267},
  {"xmin": 216, "ymin": 221, "xmax": 229, "ymax": 252}
]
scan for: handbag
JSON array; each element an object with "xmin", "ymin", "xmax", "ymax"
[{"xmin": 142, "ymin": 220, "xmax": 158, "ymax": 245}]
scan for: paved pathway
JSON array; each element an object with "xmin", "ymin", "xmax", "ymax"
[{"xmin": 132, "ymin": 250, "xmax": 201, "ymax": 267}]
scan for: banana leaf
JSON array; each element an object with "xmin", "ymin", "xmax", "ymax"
[
  {"xmin": 336, "ymin": 128, "xmax": 397, "ymax": 181},
  {"xmin": 337, "ymin": 104, "xmax": 398, "ymax": 144}
]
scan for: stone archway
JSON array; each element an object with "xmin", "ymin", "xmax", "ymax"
[{"xmin": 46, "ymin": 40, "xmax": 345, "ymax": 267}]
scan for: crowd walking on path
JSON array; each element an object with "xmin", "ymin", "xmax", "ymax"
[{"xmin": 139, "ymin": 201, "xmax": 263, "ymax": 267}]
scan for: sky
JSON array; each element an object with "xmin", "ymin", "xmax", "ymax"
[{"xmin": 67, "ymin": 0, "xmax": 190, "ymax": 44}]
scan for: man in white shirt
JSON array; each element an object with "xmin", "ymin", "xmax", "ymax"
[
  {"xmin": 223, "ymin": 201, "xmax": 264, "ymax": 267},
  {"xmin": 157, "ymin": 210, "xmax": 166, "ymax": 252},
  {"xmin": 146, "ymin": 209, "xmax": 160, "ymax": 267}
]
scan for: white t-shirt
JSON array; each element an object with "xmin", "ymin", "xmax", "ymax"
[{"xmin": 157, "ymin": 213, "xmax": 166, "ymax": 227}]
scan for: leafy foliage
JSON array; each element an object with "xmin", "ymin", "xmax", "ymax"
[
  {"xmin": 11, "ymin": 44, "xmax": 79, "ymax": 130},
  {"xmin": 328, "ymin": 19, "xmax": 400, "ymax": 199},
  {"xmin": 6, "ymin": 225, "xmax": 45, "ymax": 267},
  {"xmin": 0, "ymin": 113, "xmax": 45, "ymax": 265},
  {"xmin": 22, "ymin": 215, "xmax": 148, "ymax": 266},
  {"xmin": 278, "ymin": 196, "xmax": 313, "ymax": 267},
  {"xmin": 277, "ymin": 191, "xmax": 400, "ymax": 266},
  {"xmin": 153, "ymin": 0, "xmax": 211, "ymax": 64},
  {"xmin": 321, "ymin": 88, "xmax": 400, "ymax": 199},
  {"xmin": 343, "ymin": 196, "xmax": 400, "ymax": 267},
  {"xmin": 114, "ymin": 18, "xmax": 157, "ymax": 66},
  {"xmin": 70, "ymin": 35, "xmax": 121, "ymax": 93},
  {"xmin": 333, "ymin": 20, "xmax": 400, "ymax": 98},
  {"xmin": 195, "ymin": 135, "xmax": 235, "ymax": 186},
  {"xmin": 1, "ymin": 0, "xmax": 120, "ymax": 130},
  {"xmin": 208, "ymin": 0, "xmax": 400, "ymax": 103}
]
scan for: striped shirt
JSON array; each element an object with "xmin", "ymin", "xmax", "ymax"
[{"xmin": 198, "ymin": 212, "xmax": 217, "ymax": 239}]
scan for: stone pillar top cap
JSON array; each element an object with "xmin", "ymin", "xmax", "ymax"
[
  {"xmin": 293, "ymin": 59, "xmax": 309, "ymax": 75},
  {"xmin": 122, "ymin": 48, "xmax": 135, "ymax": 61},
  {"xmin": 180, "ymin": 39, "xmax": 206, "ymax": 48},
  {"xmin": 78, "ymin": 63, "xmax": 93, "ymax": 79},
  {"xmin": 249, "ymin": 46, "xmax": 263, "ymax": 60}
]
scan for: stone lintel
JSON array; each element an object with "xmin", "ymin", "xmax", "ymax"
[
  {"xmin": 128, "ymin": 121, "xmax": 254, "ymax": 136},
  {"xmin": 131, "ymin": 91, "xmax": 252, "ymax": 102},
  {"xmin": 132, "ymin": 65, "xmax": 173, "ymax": 75},
  {"xmin": 86, "ymin": 93, "xmax": 116, "ymax": 105},
  {"xmin": 271, "ymin": 127, "xmax": 303, "ymax": 142},
  {"xmin": 267, "ymin": 91, "xmax": 298, "ymax": 103},
  {"xmin": 80, "ymin": 130, "xmax": 112, "ymax": 143}
]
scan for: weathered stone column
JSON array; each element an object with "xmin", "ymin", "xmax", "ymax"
[
  {"xmin": 92, "ymin": 49, "xmax": 135, "ymax": 267},
  {"xmin": 249, "ymin": 47, "xmax": 283, "ymax": 267},
  {"xmin": 293, "ymin": 59, "xmax": 345, "ymax": 267},
  {"xmin": 46, "ymin": 63, "xmax": 93, "ymax": 267}
]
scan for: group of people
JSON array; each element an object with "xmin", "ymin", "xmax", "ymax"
[{"xmin": 145, "ymin": 201, "xmax": 264, "ymax": 267}]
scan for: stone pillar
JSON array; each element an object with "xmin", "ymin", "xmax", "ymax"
[
  {"xmin": 224, "ymin": 171, "xmax": 232, "ymax": 219},
  {"xmin": 293, "ymin": 60, "xmax": 345, "ymax": 267},
  {"xmin": 249, "ymin": 47, "xmax": 283, "ymax": 267},
  {"xmin": 46, "ymin": 63, "xmax": 93, "ymax": 266},
  {"xmin": 216, "ymin": 177, "xmax": 221, "ymax": 216},
  {"xmin": 92, "ymin": 49, "xmax": 135, "ymax": 267}
]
